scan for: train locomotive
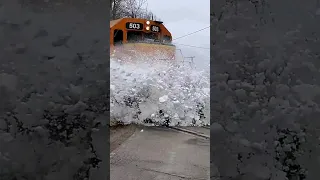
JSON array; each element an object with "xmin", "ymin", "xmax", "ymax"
[{"xmin": 110, "ymin": 18, "xmax": 176, "ymax": 61}]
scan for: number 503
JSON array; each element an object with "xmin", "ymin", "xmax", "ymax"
[{"xmin": 129, "ymin": 23, "xmax": 140, "ymax": 29}]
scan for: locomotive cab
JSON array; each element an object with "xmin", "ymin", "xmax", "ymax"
[{"xmin": 110, "ymin": 18, "xmax": 176, "ymax": 61}]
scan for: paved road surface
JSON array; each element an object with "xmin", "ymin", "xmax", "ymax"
[{"xmin": 110, "ymin": 126, "xmax": 210, "ymax": 180}]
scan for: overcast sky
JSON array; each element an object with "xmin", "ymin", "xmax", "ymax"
[{"xmin": 145, "ymin": 0, "xmax": 210, "ymax": 69}]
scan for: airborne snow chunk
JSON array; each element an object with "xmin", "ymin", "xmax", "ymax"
[{"xmin": 159, "ymin": 95, "xmax": 169, "ymax": 103}]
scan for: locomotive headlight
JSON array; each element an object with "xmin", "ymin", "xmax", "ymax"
[
  {"xmin": 146, "ymin": 21, "xmax": 150, "ymax": 25},
  {"xmin": 146, "ymin": 26, "xmax": 150, "ymax": 30}
]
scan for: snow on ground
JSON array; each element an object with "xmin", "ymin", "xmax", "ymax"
[{"xmin": 110, "ymin": 56, "xmax": 210, "ymax": 126}]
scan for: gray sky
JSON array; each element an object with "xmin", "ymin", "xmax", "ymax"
[{"xmin": 145, "ymin": 0, "xmax": 210, "ymax": 69}]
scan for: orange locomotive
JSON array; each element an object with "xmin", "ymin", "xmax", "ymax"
[{"xmin": 110, "ymin": 18, "xmax": 176, "ymax": 61}]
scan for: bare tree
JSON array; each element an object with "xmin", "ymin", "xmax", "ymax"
[
  {"xmin": 110, "ymin": 0, "xmax": 160, "ymax": 20},
  {"xmin": 122, "ymin": 0, "xmax": 146, "ymax": 18},
  {"xmin": 110, "ymin": 0, "xmax": 126, "ymax": 20}
]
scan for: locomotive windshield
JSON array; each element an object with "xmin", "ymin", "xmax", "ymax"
[
  {"xmin": 127, "ymin": 31, "xmax": 143, "ymax": 42},
  {"xmin": 144, "ymin": 33, "xmax": 159, "ymax": 42},
  {"xmin": 126, "ymin": 31, "xmax": 171, "ymax": 44}
]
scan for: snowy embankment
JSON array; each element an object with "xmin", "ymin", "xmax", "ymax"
[{"xmin": 110, "ymin": 58, "xmax": 210, "ymax": 126}]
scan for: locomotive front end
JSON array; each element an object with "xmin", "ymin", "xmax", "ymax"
[{"xmin": 110, "ymin": 18, "xmax": 176, "ymax": 62}]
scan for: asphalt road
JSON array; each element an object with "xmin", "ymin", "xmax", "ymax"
[{"xmin": 110, "ymin": 126, "xmax": 210, "ymax": 180}]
